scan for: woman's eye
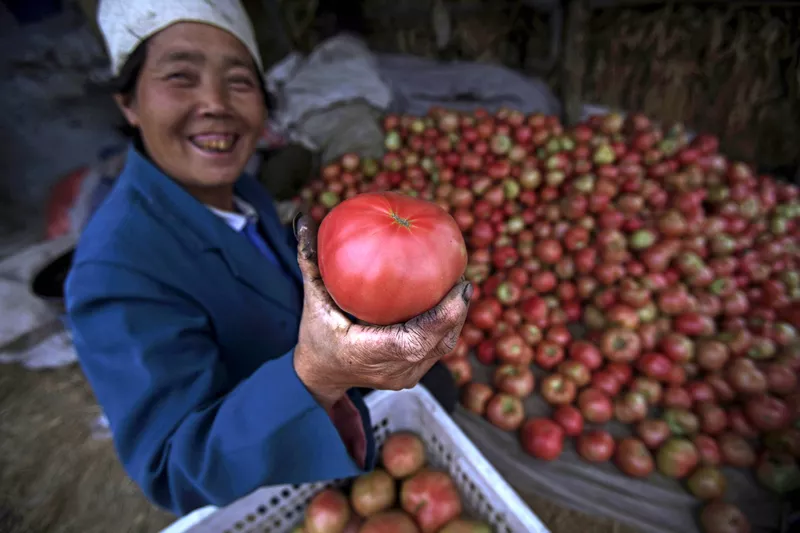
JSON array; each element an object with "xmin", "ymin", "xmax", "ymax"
[
  {"xmin": 229, "ymin": 75, "xmax": 256, "ymax": 88},
  {"xmin": 165, "ymin": 71, "xmax": 193, "ymax": 82}
]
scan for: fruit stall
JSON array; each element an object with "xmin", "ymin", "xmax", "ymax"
[
  {"xmin": 291, "ymin": 107, "xmax": 798, "ymax": 533},
  {"xmin": 19, "ymin": 2, "xmax": 794, "ymax": 533}
]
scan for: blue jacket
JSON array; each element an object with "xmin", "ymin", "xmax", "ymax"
[{"xmin": 65, "ymin": 146, "xmax": 376, "ymax": 516}]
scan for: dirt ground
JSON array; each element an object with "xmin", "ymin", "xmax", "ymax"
[{"xmin": 0, "ymin": 362, "xmax": 638, "ymax": 533}]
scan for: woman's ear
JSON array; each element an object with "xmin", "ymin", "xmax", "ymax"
[{"xmin": 113, "ymin": 93, "xmax": 140, "ymax": 127}]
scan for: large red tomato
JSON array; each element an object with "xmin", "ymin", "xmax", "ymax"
[{"xmin": 318, "ymin": 192, "xmax": 468, "ymax": 325}]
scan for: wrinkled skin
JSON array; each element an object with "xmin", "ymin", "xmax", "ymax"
[{"xmin": 293, "ymin": 215, "xmax": 472, "ymax": 409}]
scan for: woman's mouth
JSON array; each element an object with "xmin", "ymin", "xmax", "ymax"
[{"xmin": 189, "ymin": 133, "xmax": 239, "ymax": 154}]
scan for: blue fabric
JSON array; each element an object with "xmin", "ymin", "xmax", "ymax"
[
  {"xmin": 65, "ymin": 145, "xmax": 375, "ymax": 516},
  {"xmin": 242, "ymin": 220, "xmax": 280, "ymax": 267}
]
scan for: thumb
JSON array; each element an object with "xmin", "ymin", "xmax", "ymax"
[
  {"xmin": 294, "ymin": 213, "xmax": 350, "ymax": 327},
  {"xmin": 293, "ymin": 212, "xmax": 321, "ymax": 280},
  {"xmin": 404, "ymin": 280, "xmax": 473, "ymax": 341}
]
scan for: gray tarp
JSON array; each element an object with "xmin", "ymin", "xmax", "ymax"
[
  {"xmin": 377, "ymin": 53, "xmax": 561, "ymax": 117},
  {"xmin": 264, "ymin": 36, "xmax": 560, "ymax": 165}
]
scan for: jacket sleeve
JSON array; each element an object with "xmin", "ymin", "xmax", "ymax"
[{"xmin": 65, "ymin": 261, "xmax": 373, "ymax": 516}]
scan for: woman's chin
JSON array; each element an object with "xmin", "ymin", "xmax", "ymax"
[
  {"xmin": 184, "ymin": 152, "xmax": 250, "ymax": 185},
  {"xmin": 193, "ymin": 169, "xmax": 244, "ymax": 188}
]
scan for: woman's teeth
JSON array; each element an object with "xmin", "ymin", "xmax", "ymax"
[{"xmin": 191, "ymin": 135, "xmax": 236, "ymax": 153}]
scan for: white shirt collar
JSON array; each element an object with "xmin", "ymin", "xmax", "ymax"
[{"xmin": 207, "ymin": 196, "xmax": 258, "ymax": 232}]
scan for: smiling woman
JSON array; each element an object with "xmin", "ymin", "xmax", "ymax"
[
  {"xmin": 112, "ymin": 22, "xmax": 266, "ymax": 209},
  {"xmin": 64, "ymin": 0, "xmax": 468, "ymax": 519}
]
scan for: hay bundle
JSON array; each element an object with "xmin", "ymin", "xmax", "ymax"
[{"xmin": 585, "ymin": 3, "xmax": 799, "ymax": 173}]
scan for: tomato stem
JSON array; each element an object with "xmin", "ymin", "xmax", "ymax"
[{"xmin": 390, "ymin": 211, "xmax": 412, "ymax": 228}]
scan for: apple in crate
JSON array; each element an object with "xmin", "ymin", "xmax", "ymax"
[
  {"xmin": 359, "ymin": 510, "xmax": 420, "ymax": 533},
  {"xmin": 381, "ymin": 432, "xmax": 427, "ymax": 479},
  {"xmin": 350, "ymin": 468, "xmax": 396, "ymax": 517},
  {"xmin": 400, "ymin": 470, "xmax": 463, "ymax": 533},
  {"xmin": 303, "ymin": 488, "xmax": 351, "ymax": 533}
]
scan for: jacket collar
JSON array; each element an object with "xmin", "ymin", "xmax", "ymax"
[
  {"xmin": 119, "ymin": 146, "xmax": 303, "ymax": 314},
  {"xmin": 208, "ymin": 196, "xmax": 258, "ymax": 232}
]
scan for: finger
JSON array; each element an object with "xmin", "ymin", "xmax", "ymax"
[
  {"xmin": 294, "ymin": 214, "xmax": 350, "ymax": 329},
  {"xmin": 403, "ymin": 280, "xmax": 473, "ymax": 342},
  {"xmin": 294, "ymin": 213, "xmax": 319, "ymax": 266}
]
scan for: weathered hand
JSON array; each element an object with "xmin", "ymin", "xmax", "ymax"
[{"xmin": 291, "ymin": 214, "xmax": 472, "ymax": 409}]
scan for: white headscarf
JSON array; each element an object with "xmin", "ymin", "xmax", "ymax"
[{"xmin": 97, "ymin": 0, "xmax": 264, "ymax": 77}]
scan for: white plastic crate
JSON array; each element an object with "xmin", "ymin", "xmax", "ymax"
[{"xmin": 160, "ymin": 385, "xmax": 549, "ymax": 533}]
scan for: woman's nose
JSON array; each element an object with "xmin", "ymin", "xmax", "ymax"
[{"xmin": 196, "ymin": 79, "xmax": 231, "ymax": 116}]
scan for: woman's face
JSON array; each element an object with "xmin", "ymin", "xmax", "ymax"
[{"xmin": 116, "ymin": 22, "xmax": 265, "ymax": 196}]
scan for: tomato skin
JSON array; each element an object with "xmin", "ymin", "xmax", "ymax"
[
  {"xmin": 520, "ymin": 418, "xmax": 564, "ymax": 461},
  {"xmin": 615, "ymin": 438, "xmax": 655, "ymax": 478},
  {"xmin": 350, "ymin": 469, "xmax": 396, "ymax": 518},
  {"xmin": 577, "ymin": 430, "xmax": 616, "ymax": 463},
  {"xmin": 468, "ymin": 300, "xmax": 500, "ymax": 330},
  {"xmin": 359, "ymin": 511, "xmax": 418, "ymax": 533},
  {"xmin": 305, "ymin": 489, "xmax": 351, "ymax": 533},
  {"xmin": 569, "ymin": 340, "xmax": 603, "ymax": 370},
  {"xmin": 656, "ymin": 438, "xmax": 699, "ymax": 479},
  {"xmin": 318, "ymin": 192, "xmax": 468, "ymax": 325},
  {"xmin": 552, "ymin": 405, "xmax": 584, "ymax": 437},
  {"xmin": 637, "ymin": 419, "xmax": 671, "ymax": 450},
  {"xmin": 381, "ymin": 432, "xmax": 427, "ymax": 479},
  {"xmin": 601, "ymin": 328, "xmax": 642, "ymax": 363},
  {"xmin": 400, "ymin": 470, "xmax": 462, "ymax": 533},
  {"xmin": 578, "ymin": 388, "xmax": 614, "ymax": 424},
  {"xmin": 461, "ymin": 383, "xmax": 494, "ymax": 415},
  {"xmin": 700, "ymin": 502, "xmax": 750, "ymax": 533},
  {"xmin": 693, "ymin": 435, "xmax": 722, "ymax": 466}
]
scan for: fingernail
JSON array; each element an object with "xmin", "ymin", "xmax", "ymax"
[
  {"xmin": 461, "ymin": 282, "xmax": 473, "ymax": 303},
  {"xmin": 292, "ymin": 212, "xmax": 304, "ymax": 239}
]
